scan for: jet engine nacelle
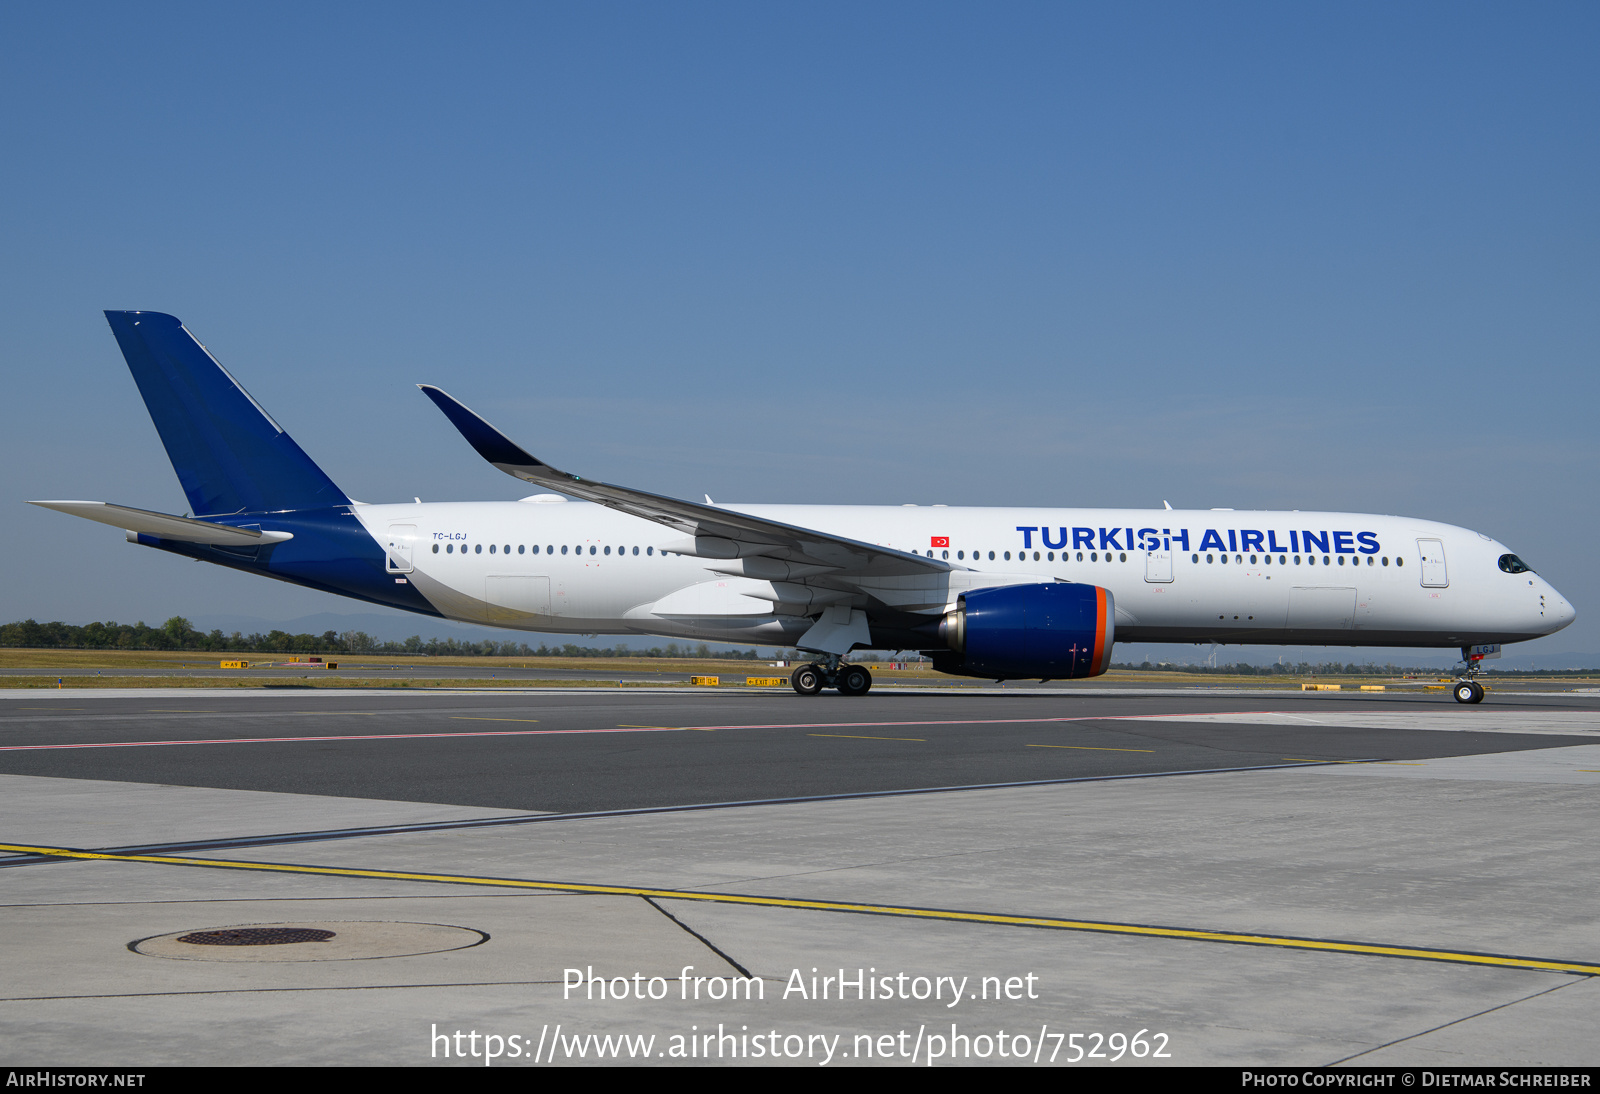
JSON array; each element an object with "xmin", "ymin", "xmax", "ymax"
[{"xmin": 934, "ymin": 582, "xmax": 1115, "ymax": 680}]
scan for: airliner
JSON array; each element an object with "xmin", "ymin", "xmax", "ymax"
[{"xmin": 31, "ymin": 312, "xmax": 1575, "ymax": 702}]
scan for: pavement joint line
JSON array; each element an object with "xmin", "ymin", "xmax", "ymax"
[
  {"xmin": 1324, "ymin": 978, "xmax": 1587, "ymax": 1066},
  {"xmin": 643, "ymin": 896, "xmax": 754, "ymax": 978},
  {"xmin": 0, "ymin": 980, "xmax": 584, "ymax": 1002},
  {"xmin": 808, "ymin": 733, "xmax": 925, "ymax": 741},
  {"xmin": 1027, "ymin": 744, "xmax": 1154, "ymax": 752},
  {"xmin": 4, "ymin": 841, "xmax": 1598, "ymax": 978},
  {"xmin": 0, "ymin": 725, "xmax": 683, "ymax": 752},
  {"xmin": 642, "ymin": 716, "xmax": 1156, "ymax": 731},
  {"xmin": 0, "ymin": 712, "xmax": 1210, "ymax": 751},
  {"xmin": 0, "ymin": 760, "xmax": 1369, "ymax": 869},
  {"xmin": 450, "ymin": 717, "xmax": 541, "ymax": 723}
]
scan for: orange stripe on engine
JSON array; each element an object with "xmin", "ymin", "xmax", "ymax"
[{"xmin": 1090, "ymin": 586, "xmax": 1108, "ymax": 675}]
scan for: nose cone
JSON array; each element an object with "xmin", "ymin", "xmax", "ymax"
[{"xmin": 1541, "ymin": 581, "xmax": 1576, "ymax": 635}]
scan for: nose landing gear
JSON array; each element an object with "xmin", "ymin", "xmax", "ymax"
[{"xmin": 1452, "ymin": 646, "xmax": 1488, "ymax": 703}]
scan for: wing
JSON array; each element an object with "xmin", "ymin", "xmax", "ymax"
[{"xmin": 417, "ymin": 385, "xmax": 949, "ymax": 584}]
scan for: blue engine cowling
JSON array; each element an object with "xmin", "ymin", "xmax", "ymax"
[{"xmin": 934, "ymin": 583, "xmax": 1115, "ymax": 680}]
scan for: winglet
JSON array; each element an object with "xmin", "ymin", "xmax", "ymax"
[{"xmin": 416, "ymin": 386, "xmax": 565, "ymax": 481}]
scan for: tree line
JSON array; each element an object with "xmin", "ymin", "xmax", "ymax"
[
  {"xmin": 0, "ymin": 618, "xmax": 771, "ymax": 660},
  {"xmin": 1113, "ymin": 660, "xmax": 1592, "ymax": 676}
]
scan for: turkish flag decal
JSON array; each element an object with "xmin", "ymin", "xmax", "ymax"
[{"xmin": 931, "ymin": 536, "xmax": 950, "ymax": 548}]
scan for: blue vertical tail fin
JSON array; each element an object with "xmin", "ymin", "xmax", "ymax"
[{"xmin": 104, "ymin": 311, "xmax": 349, "ymax": 516}]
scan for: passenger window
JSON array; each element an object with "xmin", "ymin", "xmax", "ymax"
[
  {"xmin": 561, "ymin": 545, "xmax": 568, "ymax": 555},
  {"xmin": 1220, "ymin": 554, "xmax": 1227, "ymax": 565},
  {"xmin": 1119, "ymin": 552, "xmax": 1126, "ymax": 562},
  {"xmin": 647, "ymin": 546, "xmax": 654, "ymax": 555},
  {"xmin": 1382, "ymin": 556, "xmax": 1388, "ymax": 566},
  {"xmin": 1046, "ymin": 551, "xmax": 1054, "ymax": 561},
  {"xmin": 1192, "ymin": 553, "xmax": 1199, "ymax": 563},
  {"xmin": 489, "ymin": 544, "xmax": 496, "ymax": 554},
  {"xmin": 1322, "ymin": 556, "xmax": 1330, "ymax": 565},
  {"xmin": 432, "ymin": 544, "xmax": 439, "ymax": 554},
  {"xmin": 445, "ymin": 544, "xmax": 452, "ymax": 554},
  {"xmin": 942, "ymin": 550, "xmax": 949, "ymax": 559},
  {"xmin": 1207, "ymin": 554, "xmax": 1214, "ymax": 564},
  {"xmin": 1033, "ymin": 551, "xmax": 1040, "ymax": 561},
  {"xmin": 1338, "ymin": 556, "xmax": 1345, "ymax": 565},
  {"xmin": 475, "ymin": 544, "xmax": 482, "ymax": 554},
  {"xmin": 1249, "ymin": 554, "xmax": 1257, "ymax": 564},
  {"xmin": 1004, "ymin": 551, "xmax": 1011, "ymax": 560}
]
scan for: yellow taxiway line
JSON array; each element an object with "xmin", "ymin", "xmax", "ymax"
[{"xmin": 4, "ymin": 841, "xmax": 1598, "ymax": 977}]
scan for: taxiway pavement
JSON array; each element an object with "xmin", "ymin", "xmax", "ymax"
[{"xmin": 3, "ymin": 686, "xmax": 1598, "ymax": 1067}]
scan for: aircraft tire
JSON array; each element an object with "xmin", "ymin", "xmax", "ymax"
[
  {"xmin": 791, "ymin": 664, "xmax": 825, "ymax": 696},
  {"xmin": 1454, "ymin": 681, "xmax": 1485, "ymax": 704},
  {"xmin": 836, "ymin": 664, "xmax": 872, "ymax": 696}
]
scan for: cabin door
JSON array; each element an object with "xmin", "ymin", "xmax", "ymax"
[
  {"xmin": 385, "ymin": 525, "xmax": 415, "ymax": 573},
  {"xmin": 1417, "ymin": 539, "xmax": 1448, "ymax": 588}
]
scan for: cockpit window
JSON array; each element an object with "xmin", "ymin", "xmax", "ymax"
[{"xmin": 1498, "ymin": 553, "xmax": 1533, "ymax": 574}]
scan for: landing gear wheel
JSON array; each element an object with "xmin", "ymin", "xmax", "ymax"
[
  {"xmin": 1454, "ymin": 681, "xmax": 1485, "ymax": 704},
  {"xmin": 791, "ymin": 664, "xmax": 825, "ymax": 696},
  {"xmin": 836, "ymin": 664, "xmax": 872, "ymax": 697}
]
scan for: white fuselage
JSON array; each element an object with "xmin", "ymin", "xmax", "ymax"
[{"xmin": 353, "ymin": 499, "xmax": 1575, "ymax": 652}]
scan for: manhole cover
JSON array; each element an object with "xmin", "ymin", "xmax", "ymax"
[
  {"xmin": 177, "ymin": 927, "xmax": 336, "ymax": 946},
  {"xmin": 132, "ymin": 921, "xmax": 487, "ymax": 962}
]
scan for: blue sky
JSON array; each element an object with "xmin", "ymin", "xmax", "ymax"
[{"xmin": 3, "ymin": 4, "xmax": 1596, "ymax": 658}]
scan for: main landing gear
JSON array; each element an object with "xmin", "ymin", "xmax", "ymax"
[{"xmin": 790, "ymin": 658, "xmax": 873, "ymax": 697}]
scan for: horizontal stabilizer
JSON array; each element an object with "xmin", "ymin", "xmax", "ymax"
[{"xmin": 29, "ymin": 501, "xmax": 294, "ymax": 545}]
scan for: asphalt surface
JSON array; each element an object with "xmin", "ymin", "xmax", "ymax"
[{"xmin": 2, "ymin": 688, "xmax": 1596, "ymax": 813}]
